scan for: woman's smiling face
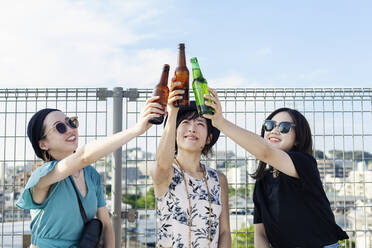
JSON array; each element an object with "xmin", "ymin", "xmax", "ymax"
[{"xmin": 264, "ymin": 111, "xmax": 296, "ymax": 152}]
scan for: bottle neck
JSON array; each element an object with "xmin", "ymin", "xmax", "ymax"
[
  {"xmin": 178, "ymin": 47, "xmax": 186, "ymax": 67},
  {"xmin": 159, "ymin": 65, "xmax": 170, "ymax": 86},
  {"xmin": 191, "ymin": 62, "xmax": 203, "ymax": 79}
]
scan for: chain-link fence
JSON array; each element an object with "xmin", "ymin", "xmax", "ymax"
[{"xmin": 1, "ymin": 88, "xmax": 371, "ymax": 247}]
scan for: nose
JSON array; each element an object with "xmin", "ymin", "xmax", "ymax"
[
  {"xmin": 64, "ymin": 121, "xmax": 77, "ymax": 135},
  {"xmin": 270, "ymin": 124, "xmax": 280, "ymax": 134},
  {"xmin": 65, "ymin": 122, "xmax": 74, "ymax": 132},
  {"xmin": 187, "ymin": 122, "xmax": 197, "ymax": 133}
]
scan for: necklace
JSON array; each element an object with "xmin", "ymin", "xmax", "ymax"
[
  {"xmin": 272, "ymin": 168, "xmax": 279, "ymax": 178},
  {"xmin": 174, "ymin": 158, "xmax": 212, "ymax": 248},
  {"xmin": 72, "ymin": 169, "xmax": 82, "ymax": 180}
]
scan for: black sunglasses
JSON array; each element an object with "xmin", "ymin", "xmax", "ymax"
[
  {"xmin": 263, "ymin": 120, "xmax": 295, "ymax": 134},
  {"xmin": 42, "ymin": 117, "xmax": 79, "ymax": 138}
]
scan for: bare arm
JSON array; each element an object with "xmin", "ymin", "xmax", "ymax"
[
  {"xmin": 32, "ymin": 97, "xmax": 163, "ymax": 203},
  {"xmin": 254, "ymin": 223, "xmax": 270, "ymax": 248},
  {"xmin": 149, "ymin": 88, "xmax": 184, "ymax": 197},
  {"xmin": 204, "ymin": 89, "xmax": 298, "ymax": 178},
  {"xmin": 97, "ymin": 206, "xmax": 115, "ymax": 248},
  {"xmin": 217, "ymin": 172, "xmax": 231, "ymax": 248}
]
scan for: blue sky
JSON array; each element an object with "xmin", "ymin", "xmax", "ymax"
[{"xmin": 0, "ymin": 0, "xmax": 371, "ymax": 88}]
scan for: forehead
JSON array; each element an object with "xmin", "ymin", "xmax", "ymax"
[
  {"xmin": 182, "ymin": 116, "xmax": 206, "ymax": 122},
  {"xmin": 180, "ymin": 110, "xmax": 204, "ymax": 121},
  {"xmin": 43, "ymin": 111, "xmax": 66, "ymax": 127},
  {"xmin": 271, "ymin": 111, "xmax": 293, "ymax": 122}
]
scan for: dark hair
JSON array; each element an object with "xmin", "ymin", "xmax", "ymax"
[
  {"xmin": 27, "ymin": 108, "xmax": 60, "ymax": 162},
  {"xmin": 39, "ymin": 125, "xmax": 56, "ymax": 162},
  {"xmin": 251, "ymin": 108, "xmax": 313, "ymax": 180},
  {"xmin": 175, "ymin": 110, "xmax": 217, "ymax": 156}
]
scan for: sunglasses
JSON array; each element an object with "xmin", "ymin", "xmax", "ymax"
[
  {"xmin": 263, "ymin": 120, "xmax": 295, "ymax": 134},
  {"xmin": 41, "ymin": 117, "xmax": 79, "ymax": 138}
]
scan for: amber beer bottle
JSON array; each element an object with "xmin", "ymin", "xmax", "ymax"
[
  {"xmin": 149, "ymin": 64, "xmax": 170, "ymax": 125},
  {"xmin": 190, "ymin": 57, "xmax": 214, "ymax": 116},
  {"xmin": 170, "ymin": 43, "xmax": 189, "ymax": 107}
]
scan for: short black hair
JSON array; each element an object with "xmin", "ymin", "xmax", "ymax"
[
  {"xmin": 175, "ymin": 110, "xmax": 216, "ymax": 156},
  {"xmin": 165, "ymin": 101, "xmax": 220, "ymax": 157}
]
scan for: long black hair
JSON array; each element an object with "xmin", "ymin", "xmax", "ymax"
[{"xmin": 251, "ymin": 108, "xmax": 313, "ymax": 180}]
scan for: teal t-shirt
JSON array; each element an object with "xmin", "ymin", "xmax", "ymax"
[{"xmin": 16, "ymin": 161, "xmax": 106, "ymax": 248}]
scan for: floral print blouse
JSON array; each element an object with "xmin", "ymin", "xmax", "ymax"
[{"xmin": 156, "ymin": 164, "xmax": 222, "ymax": 247}]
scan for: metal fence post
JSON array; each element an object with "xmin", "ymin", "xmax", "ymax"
[{"xmin": 112, "ymin": 87, "xmax": 123, "ymax": 248}]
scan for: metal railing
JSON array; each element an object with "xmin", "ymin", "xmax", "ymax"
[{"xmin": 0, "ymin": 88, "xmax": 371, "ymax": 247}]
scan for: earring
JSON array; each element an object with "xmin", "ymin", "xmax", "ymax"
[
  {"xmin": 43, "ymin": 150, "xmax": 51, "ymax": 161},
  {"xmin": 46, "ymin": 152, "xmax": 51, "ymax": 161}
]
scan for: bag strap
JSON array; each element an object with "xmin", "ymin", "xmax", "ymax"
[{"xmin": 69, "ymin": 176, "xmax": 88, "ymax": 224}]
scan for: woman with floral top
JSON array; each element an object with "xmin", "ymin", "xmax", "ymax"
[{"xmin": 150, "ymin": 85, "xmax": 231, "ymax": 248}]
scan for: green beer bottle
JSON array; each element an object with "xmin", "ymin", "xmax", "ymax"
[{"xmin": 190, "ymin": 57, "xmax": 214, "ymax": 116}]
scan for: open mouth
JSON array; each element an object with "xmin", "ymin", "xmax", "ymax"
[
  {"xmin": 269, "ymin": 137, "xmax": 281, "ymax": 143},
  {"xmin": 184, "ymin": 135, "xmax": 198, "ymax": 141},
  {"xmin": 66, "ymin": 135, "xmax": 76, "ymax": 142}
]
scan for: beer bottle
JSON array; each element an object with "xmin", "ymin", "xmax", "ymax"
[
  {"xmin": 190, "ymin": 57, "xmax": 214, "ymax": 116},
  {"xmin": 149, "ymin": 64, "xmax": 170, "ymax": 125},
  {"xmin": 170, "ymin": 43, "xmax": 189, "ymax": 107}
]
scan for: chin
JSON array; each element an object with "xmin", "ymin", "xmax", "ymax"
[
  {"xmin": 179, "ymin": 146, "xmax": 203, "ymax": 154},
  {"xmin": 68, "ymin": 143, "xmax": 78, "ymax": 152},
  {"xmin": 268, "ymin": 142, "xmax": 280, "ymax": 148}
]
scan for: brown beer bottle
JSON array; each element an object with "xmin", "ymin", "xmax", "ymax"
[
  {"xmin": 170, "ymin": 43, "xmax": 189, "ymax": 107},
  {"xmin": 149, "ymin": 64, "xmax": 170, "ymax": 125}
]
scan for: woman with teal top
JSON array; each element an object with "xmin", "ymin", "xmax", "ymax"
[{"xmin": 16, "ymin": 96, "xmax": 164, "ymax": 248}]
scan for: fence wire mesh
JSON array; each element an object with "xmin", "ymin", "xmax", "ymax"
[{"xmin": 0, "ymin": 88, "xmax": 371, "ymax": 247}]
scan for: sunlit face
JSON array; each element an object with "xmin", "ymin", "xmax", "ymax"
[
  {"xmin": 264, "ymin": 111, "xmax": 296, "ymax": 152},
  {"xmin": 176, "ymin": 116, "xmax": 210, "ymax": 154},
  {"xmin": 39, "ymin": 111, "xmax": 79, "ymax": 157}
]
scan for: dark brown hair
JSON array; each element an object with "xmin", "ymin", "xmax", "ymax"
[{"xmin": 251, "ymin": 108, "xmax": 313, "ymax": 180}]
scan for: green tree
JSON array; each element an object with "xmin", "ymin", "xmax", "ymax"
[
  {"xmin": 122, "ymin": 192, "xmax": 137, "ymax": 207},
  {"xmin": 229, "ymin": 185, "xmax": 254, "ymax": 199},
  {"xmin": 232, "ymin": 225, "xmax": 254, "ymax": 248},
  {"xmin": 229, "ymin": 186, "xmax": 236, "ymax": 196},
  {"xmin": 122, "ymin": 187, "xmax": 156, "ymax": 209},
  {"xmin": 136, "ymin": 187, "xmax": 156, "ymax": 209},
  {"xmin": 237, "ymin": 184, "xmax": 254, "ymax": 198}
]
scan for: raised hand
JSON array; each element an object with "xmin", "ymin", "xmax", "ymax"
[
  {"xmin": 203, "ymin": 88, "xmax": 225, "ymax": 128},
  {"xmin": 134, "ymin": 96, "xmax": 165, "ymax": 134},
  {"xmin": 167, "ymin": 82, "xmax": 184, "ymax": 115}
]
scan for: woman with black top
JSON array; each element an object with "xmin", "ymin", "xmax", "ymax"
[{"xmin": 203, "ymin": 88, "xmax": 348, "ymax": 248}]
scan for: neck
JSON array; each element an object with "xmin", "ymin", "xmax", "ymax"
[
  {"xmin": 175, "ymin": 151, "xmax": 203, "ymax": 174},
  {"xmin": 73, "ymin": 169, "xmax": 82, "ymax": 178},
  {"xmin": 49, "ymin": 150, "xmax": 74, "ymax": 161}
]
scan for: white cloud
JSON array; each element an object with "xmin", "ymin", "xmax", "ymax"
[{"xmin": 0, "ymin": 0, "xmax": 172, "ymax": 88}]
